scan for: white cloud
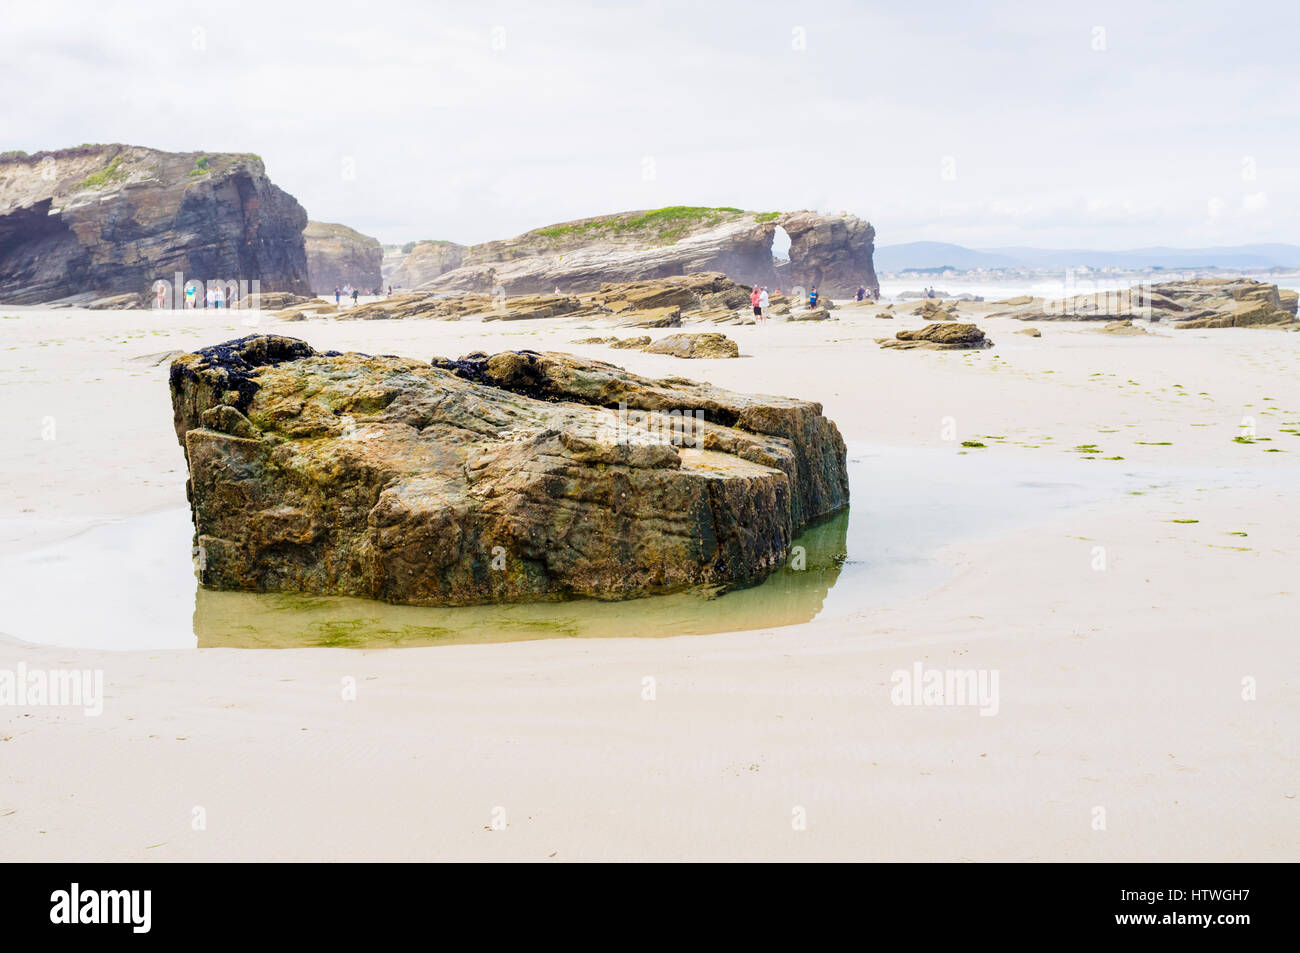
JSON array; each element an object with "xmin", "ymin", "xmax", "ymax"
[{"xmin": 3, "ymin": 0, "xmax": 1298, "ymax": 248}]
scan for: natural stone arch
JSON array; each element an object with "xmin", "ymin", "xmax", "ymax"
[{"xmin": 770, "ymin": 224, "xmax": 792, "ymax": 263}]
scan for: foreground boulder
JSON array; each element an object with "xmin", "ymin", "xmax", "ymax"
[
  {"xmin": 170, "ymin": 336, "xmax": 848, "ymax": 605},
  {"xmin": 879, "ymin": 323, "xmax": 993, "ymax": 350}
]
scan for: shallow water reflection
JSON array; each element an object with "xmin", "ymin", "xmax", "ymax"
[
  {"xmin": 192, "ymin": 511, "xmax": 849, "ymax": 648},
  {"xmin": 7, "ymin": 443, "xmax": 1273, "ymax": 650}
]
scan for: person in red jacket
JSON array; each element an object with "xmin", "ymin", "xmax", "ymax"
[{"xmin": 750, "ymin": 287, "xmax": 762, "ymax": 319}]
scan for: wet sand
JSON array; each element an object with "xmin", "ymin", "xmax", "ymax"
[{"xmin": 1, "ymin": 302, "xmax": 1297, "ymax": 860}]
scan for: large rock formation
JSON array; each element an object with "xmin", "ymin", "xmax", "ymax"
[
  {"xmin": 387, "ymin": 239, "xmax": 466, "ymax": 289},
  {"xmin": 1001, "ymin": 278, "xmax": 1297, "ymax": 328},
  {"xmin": 1157, "ymin": 278, "xmax": 1297, "ymax": 329},
  {"xmin": 304, "ymin": 221, "xmax": 382, "ymax": 293},
  {"xmin": 275, "ymin": 272, "xmax": 849, "ymax": 329},
  {"xmin": 380, "ymin": 245, "xmax": 406, "ymax": 284},
  {"xmin": 170, "ymin": 336, "xmax": 848, "ymax": 606},
  {"xmin": 388, "ymin": 207, "xmax": 876, "ymax": 298},
  {"xmin": 0, "ymin": 144, "xmax": 311, "ymax": 304},
  {"xmin": 315, "ymin": 272, "xmax": 756, "ymax": 325}
]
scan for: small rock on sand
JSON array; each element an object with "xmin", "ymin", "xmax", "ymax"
[
  {"xmin": 1100, "ymin": 320, "xmax": 1148, "ymax": 335},
  {"xmin": 642, "ymin": 333, "xmax": 739, "ymax": 359},
  {"xmin": 879, "ymin": 322, "xmax": 992, "ymax": 350}
]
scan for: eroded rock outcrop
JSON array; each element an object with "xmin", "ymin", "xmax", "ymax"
[
  {"xmin": 170, "ymin": 336, "xmax": 848, "ymax": 605},
  {"xmin": 912, "ymin": 299, "xmax": 959, "ymax": 320},
  {"xmin": 304, "ymin": 221, "xmax": 383, "ymax": 293},
  {"xmin": 574, "ymin": 332, "xmax": 740, "ymax": 359},
  {"xmin": 1158, "ymin": 278, "xmax": 1297, "ymax": 329},
  {"xmin": 315, "ymin": 273, "xmax": 753, "ymax": 326},
  {"xmin": 388, "ymin": 208, "xmax": 876, "ymax": 298},
  {"xmin": 0, "ymin": 144, "xmax": 311, "ymax": 304},
  {"xmin": 388, "ymin": 240, "xmax": 466, "ymax": 289},
  {"xmin": 1003, "ymin": 278, "xmax": 1297, "ymax": 328}
]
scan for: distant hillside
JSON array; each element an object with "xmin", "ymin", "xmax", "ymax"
[
  {"xmin": 874, "ymin": 242, "xmax": 1019, "ymax": 272},
  {"xmin": 877, "ymin": 241, "xmax": 1300, "ymax": 272},
  {"xmin": 983, "ymin": 244, "xmax": 1300, "ymax": 270}
]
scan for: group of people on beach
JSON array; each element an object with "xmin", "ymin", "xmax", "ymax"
[
  {"xmin": 175, "ymin": 284, "xmax": 239, "ymax": 308},
  {"xmin": 333, "ymin": 285, "xmax": 395, "ymax": 305},
  {"xmin": 749, "ymin": 285, "xmax": 816, "ymax": 320},
  {"xmin": 748, "ymin": 282, "xmax": 877, "ymax": 320}
]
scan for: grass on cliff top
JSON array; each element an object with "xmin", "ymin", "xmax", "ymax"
[
  {"xmin": 189, "ymin": 154, "xmax": 212, "ymax": 177},
  {"xmin": 76, "ymin": 155, "xmax": 128, "ymax": 190},
  {"xmin": 533, "ymin": 206, "xmax": 746, "ymax": 244}
]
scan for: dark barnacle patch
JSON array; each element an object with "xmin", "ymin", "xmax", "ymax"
[
  {"xmin": 432, "ymin": 349, "xmax": 555, "ymax": 401},
  {"xmin": 431, "ymin": 349, "xmax": 737, "ymax": 426},
  {"xmin": 170, "ymin": 334, "xmax": 315, "ymax": 415}
]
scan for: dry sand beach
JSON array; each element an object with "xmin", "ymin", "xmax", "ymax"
[{"xmin": 1, "ymin": 301, "xmax": 1297, "ymax": 861}]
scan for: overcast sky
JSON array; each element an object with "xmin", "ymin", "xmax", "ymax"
[{"xmin": 4, "ymin": 0, "xmax": 1297, "ymax": 248}]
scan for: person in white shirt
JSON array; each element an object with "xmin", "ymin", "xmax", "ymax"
[{"xmin": 759, "ymin": 287, "xmax": 770, "ymax": 321}]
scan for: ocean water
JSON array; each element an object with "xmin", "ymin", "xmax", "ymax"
[
  {"xmin": 878, "ymin": 275, "xmax": 1300, "ymax": 302},
  {"xmin": 0, "ymin": 444, "xmax": 1272, "ymax": 650}
]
